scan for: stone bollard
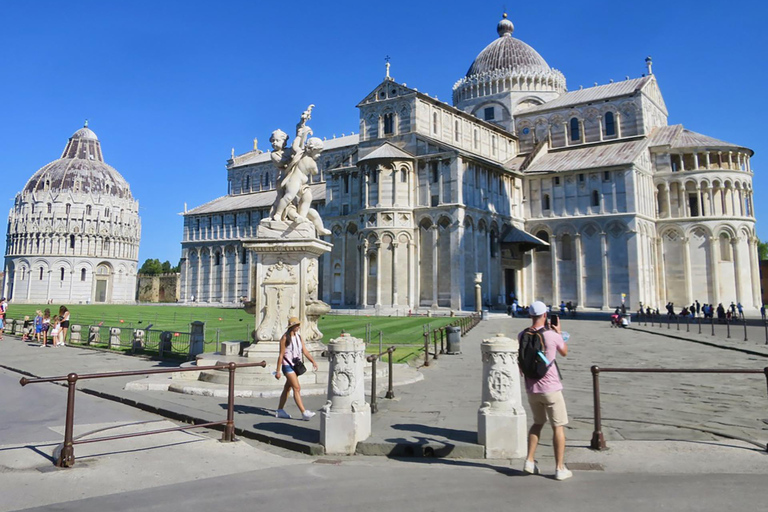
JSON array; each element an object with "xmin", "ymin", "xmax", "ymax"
[
  {"xmin": 320, "ymin": 332, "xmax": 371, "ymax": 455},
  {"xmin": 133, "ymin": 329, "xmax": 145, "ymax": 350},
  {"xmin": 69, "ymin": 324, "xmax": 82, "ymax": 344},
  {"xmin": 189, "ymin": 321, "xmax": 205, "ymax": 357},
  {"xmin": 109, "ymin": 327, "xmax": 122, "ymax": 349},
  {"xmin": 88, "ymin": 326, "xmax": 101, "ymax": 345},
  {"xmin": 478, "ymin": 332, "xmax": 527, "ymax": 458}
]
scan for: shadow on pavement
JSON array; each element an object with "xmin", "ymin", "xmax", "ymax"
[{"xmin": 391, "ymin": 423, "xmax": 477, "ymax": 444}]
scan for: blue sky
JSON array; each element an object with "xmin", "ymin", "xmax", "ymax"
[{"xmin": 1, "ymin": 0, "xmax": 765, "ymax": 264}]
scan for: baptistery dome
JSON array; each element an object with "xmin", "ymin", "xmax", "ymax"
[{"xmin": 3, "ymin": 123, "xmax": 141, "ymax": 304}]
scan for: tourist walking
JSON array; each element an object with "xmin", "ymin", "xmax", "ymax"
[
  {"xmin": 274, "ymin": 317, "xmax": 318, "ymax": 420},
  {"xmin": 737, "ymin": 302, "xmax": 744, "ymax": 319},
  {"xmin": 58, "ymin": 306, "xmax": 70, "ymax": 347},
  {"xmin": 519, "ymin": 301, "xmax": 571, "ymax": 481},
  {"xmin": 39, "ymin": 308, "xmax": 51, "ymax": 347},
  {"xmin": 34, "ymin": 310, "xmax": 43, "ymax": 343}
]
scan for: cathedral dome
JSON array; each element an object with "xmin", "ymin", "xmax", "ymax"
[
  {"xmin": 465, "ymin": 14, "xmax": 552, "ymax": 78},
  {"xmin": 23, "ymin": 123, "xmax": 133, "ymax": 199}
]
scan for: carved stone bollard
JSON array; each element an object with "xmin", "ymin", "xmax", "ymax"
[
  {"xmin": 109, "ymin": 327, "xmax": 122, "ymax": 349},
  {"xmin": 189, "ymin": 321, "xmax": 205, "ymax": 357},
  {"xmin": 320, "ymin": 332, "xmax": 371, "ymax": 455},
  {"xmin": 133, "ymin": 329, "xmax": 145, "ymax": 350},
  {"xmin": 88, "ymin": 326, "xmax": 101, "ymax": 345},
  {"xmin": 478, "ymin": 332, "xmax": 527, "ymax": 458},
  {"xmin": 69, "ymin": 325, "xmax": 82, "ymax": 344}
]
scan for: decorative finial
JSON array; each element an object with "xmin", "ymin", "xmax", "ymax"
[
  {"xmin": 385, "ymin": 55, "xmax": 391, "ymax": 80},
  {"xmin": 84, "ymin": 119, "xmax": 89, "ymax": 128},
  {"xmin": 253, "ymin": 138, "xmax": 258, "ymax": 151},
  {"xmin": 645, "ymin": 56, "xmax": 653, "ymax": 75},
  {"xmin": 497, "ymin": 13, "xmax": 514, "ymax": 37},
  {"xmin": 231, "ymin": 147, "xmax": 235, "ymax": 159}
]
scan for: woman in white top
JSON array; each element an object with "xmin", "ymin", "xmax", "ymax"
[{"xmin": 275, "ymin": 317, "xmax": 318, "ymax": 420}]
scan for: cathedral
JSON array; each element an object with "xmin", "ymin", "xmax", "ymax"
[
  {"xmin": 179, "ymin": 14, "xmax": 758, "ymax": 312},
  {"xmin": 3, "ymin": 124, "xmax": 141, "ymax": 304}
]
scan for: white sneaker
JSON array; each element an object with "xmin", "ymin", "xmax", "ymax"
[
  {"xmin": 275, "ymin": 409, "xmax": 291, "ymax": 419},
  {"xmin": 523, "ymin": 460, "xmax": 539, "ymax": 474},
  {"xmin": 555, "ymin": 467, "xmax": 573, "ymax": 481},
  {"xmin": 302, "ymin": 410, "xmax": 316, "ymax": 420}
]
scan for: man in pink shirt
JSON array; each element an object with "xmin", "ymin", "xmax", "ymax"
[{"xmin": 519, "ymin": 300, "xmax": 571, "ymax": 481}]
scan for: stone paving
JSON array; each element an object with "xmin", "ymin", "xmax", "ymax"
[{"xmin": 1, "ymin": 314, "xmax": 767, "ymax": 458}]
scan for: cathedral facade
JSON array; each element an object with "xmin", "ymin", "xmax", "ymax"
[
  {"xmin": 3, "ymin": 124, "xmax": 141, "ymax": 304},
  {"xmin": 179, "ymin": 14, "xmax": 758, "ymax": 312}
]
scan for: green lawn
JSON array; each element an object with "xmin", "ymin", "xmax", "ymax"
[{"xmin": 5, "ymin": 304, "xmax": 459, "ymax": 362}]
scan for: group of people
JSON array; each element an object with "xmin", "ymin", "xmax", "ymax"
[
  {"xmin": 507, "ymin": 300, "xmax": 577, "ymax": 318},
  {"xmin": 17, "ymin": 306, "xmax": 71, "ymax": 347},
  {"xmin": 661, "ymin": 300, "xmax": 744, "ymax": 323}
]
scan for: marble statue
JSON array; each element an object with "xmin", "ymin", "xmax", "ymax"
[{"xmin": 269, "ymin": 105, "xmax": 331, "ymax": 236}]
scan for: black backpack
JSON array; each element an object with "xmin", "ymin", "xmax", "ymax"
[{"xmin": 518, "ymin": 327, "xmax": 551, "ymax": 380}]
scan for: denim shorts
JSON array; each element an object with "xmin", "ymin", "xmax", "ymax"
[{"xmin": 281, "ymin": 364, "xmax": 295, "ymax": 374}]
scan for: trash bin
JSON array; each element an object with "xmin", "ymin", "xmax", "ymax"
[
  {"xmin": 159, "ymin": 331, "xmax": 173, "ymax": 355},
  {"xmin": 446, "ymin": 326, "xmax": 462, "ymax": 354}
]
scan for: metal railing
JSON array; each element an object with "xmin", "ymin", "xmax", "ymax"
[
  {"xmin": 589, "ymin": 365, "xmax": 768, "ymax": 451},
  {"xmin": 367, "ymin": 346, "xmax": 397, "ymax": 413},
  {"xmin": 422, "ymin": 314, "xmax": 481, "ymax": 367},
  {"xmin": 19, "ymin": 360, "xmax": 267, "ymax": 467},
  {"xmin": 635, "ymin": 313, "xmax": 763, "ymax": 344}
]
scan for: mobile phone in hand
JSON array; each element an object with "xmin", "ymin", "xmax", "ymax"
[{"xmin": 550, "ymin": 314, "xmax": 559, "ymax": 327}]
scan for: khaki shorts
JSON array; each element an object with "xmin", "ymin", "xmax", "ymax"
[{"xmin": 527, "ymin": 390, "xmax": 569, "ymax": 427}]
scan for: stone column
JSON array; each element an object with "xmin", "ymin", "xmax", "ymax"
[
  {"xmin": 221, "ymin": 246, "xmax": 228, "ymax": 303},
  {"xmin": 682, "ymin": 237, "xmax": 693, "ymax": 305},
  {"xmin": 340, "ymin": 231, "xmax": 347, "ymax": 306},
  {"xmin": 601, "ymin": 232, "xmax": 609, "ymax": 309},
  {"xmin": 664, "ymin": 183, "xmax": 672, "ymax": 218},
  {"xmin": 409, "ymin": 241, "xmax": 416, "ymax": 309},
  {"xmin": 363, "ymin": 172, "xmax": 369, "ymax": 208},
  {"xmin": 375, "ymin": 241, "xmax": 382, "ymax": 307},
  {"xmin": 478, "ymin": 333, "xmax": 527, "ymax": 458},
  {"xmin": 431, "ymin": 225, "xmax": 439, "ymax": 306},
  {"xmin": 392, "ymin": 169, "xmax": 398, "ymax": 206},
  {"xmin": 207, "ymin": 249, "xmax": 213, "ymax": 303},
  {"xmin": 246, "ymin": 250, "xmax": 253, "ymax": 302},
  {"xmin": 46, "ymin": 270, "xmax": 52, "ymax": 303},
  {"xmin": 360, "ymin": 242, "xmax": 369, "ymax": 306},
  {"xmin": 657, "ymin": 238, "xmax": 667, "ymax": 305},
  {"xmin": 68, "ymin": 270, "xmax": 74, "ymax": 302},
  {"xmin": 376, "ymin": 167, "xmax": 383, "ymax": 207},
  {"xmin": 575, "ymin": 233, "xmax": 584, "ymax": 308},
  {"xmin": 709, "ymin": 237, "xmax": 721, "ymax": 305},
  {"xmin": 320, "ymin": 332, "xmax": 370, "ymax": 455},
  {"xmin": 732, "ymin": 239, "xmax": 743, "ymax": 302},
  {"xmin": 749, "ymin": 237, "xmax": 761, "ymax": 308},
  {"xmin": 611, "ymin": 180, "xmax": 618, "ymax": 213},
  {"xmin": 474, "ymin": 273, "xmax": 482, "ymax": 313},
  {"xmin": 550, "ymin": 235, "xmax": 559, "ymax": 306},
  {"xmin": 391, "ymin": 241, "xmax": 399, "ymax": 306}
]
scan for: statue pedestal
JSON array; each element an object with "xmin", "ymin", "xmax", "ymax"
[
  {"xmin": 242, "ymin": 219, "xmax": 332, "ymax": 364},
  {"xmin": 478, "ymin": 333, "xmax": 527, "ymax": 458}
]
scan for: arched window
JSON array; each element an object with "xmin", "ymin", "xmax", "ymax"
[
  {"xmin": 215, "ymin": 252, "xmax": 221, "ymax": 266},
  {"xmin": 333, "ymin": 263, "xmax": 342, "ymax": 293},
  {"xmin": 39, "ymin": 267, "xmax": 44, "ymax": 280},
  {"xmin": 81, "ymin": 268, "xmax": 87, "ymax": 281},
  {"xmin": 86, "ymin": 205, "xmax": 91, "ymax": 215},
  {"xmin": 65, "ymin": 204, "xmax": 71, "ymax": 215},
  {"xmin": 368, "ymin": 253, "xmax": 377, "ymax": 276},
  {"xmin": 400, "ymin": 169, "xmax": 408, "ymax": 183},
  {"xmin": 570, "ymin": 118, "xmax": 580, "ymax": 142},
  {"xmin": 604, "ymin": 112, "xmax": 616, "ymax": 136},
  {"xmin": 543, "ymin": 194, "xmax": 551, "ymax": 211},
  {"xmin": 383, "ymin": 113, "xmax": 394, "ymax": 135},
  {"xmin": 70, "ymin": 234, "xmax": 75, "ymax": 249},
  {"xmin": 60, "ymin": 267, "xmax": 65, "ymax": 281},
  {"xmin": 244, "ymin": 175, "xmax": 250, "ymax": 192},
  {"xmin": 719, "ymin": 234, "xmax": 732, "ymax": 261},
  {"xmin": 535, "ymin": 231, "xmax": 550, "ymax": 252},
  {"xmin": 560, "ymin": 234, "xmax": 573, "ymax": 260},
  {"xmin": 454, "ymin": 120, "xmax": 460, "ymax": 142},
  {"xmin": 591, "ymin": 190, "xmax": 600, "ymax": 207},
  {"xmin": 432, "ymin": 112, "xmax": 438, "ymax": 134},
  {"xmin": 490, "ymin": 231, "xmax": 498, "ymax": 258}
]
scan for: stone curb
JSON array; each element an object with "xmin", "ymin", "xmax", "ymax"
[{"xmin": 630, "ymin": 326, "xmax": 768, "ymax": 358}]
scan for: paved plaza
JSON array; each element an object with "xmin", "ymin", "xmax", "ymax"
[{"xmin": 1, "ymin": 314, "xmax": 767, "ymax": 510}]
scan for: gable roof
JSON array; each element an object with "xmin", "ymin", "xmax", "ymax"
[
  {"xmin": 524, "ymin": 139, "xmax": 648, "ymax": 173},
  {"xmin": 357, "ymin": 142, "xmax": 414, "ymax": 163},
  {"xmin": 518, "ymin": 76, "xmax": 654, "ymax": 114},
  {"xmin": 184, "ymin": 183, "xmax": 326, "ymax": 216}
]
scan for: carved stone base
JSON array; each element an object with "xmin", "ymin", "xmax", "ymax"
[
  {"xmin": 320, "ymin": 408, "xmax": 371, "ymax": 455},
  {"xmin": 477, "ymin": 408, "xmax": 527, "ymax": 458}
]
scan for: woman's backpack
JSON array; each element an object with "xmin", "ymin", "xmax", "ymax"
[{"xmin": 518, "ymin": 327, "xmax": 551, "ymax": 380}]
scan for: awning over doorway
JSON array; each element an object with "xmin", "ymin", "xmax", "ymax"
[{"xmin": 501, "ymin": 227, "xmax": 550, "ymax": 252}]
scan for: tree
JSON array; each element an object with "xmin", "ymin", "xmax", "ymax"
[
  {"xmin": 161, "ymin": 260, "xmax": 172, "ymax": 273},
  {"xmin": 759, "ymin": 240, "xmax": 768, "ymax": 261},
  {"xmin": 138, "ymin": 258, "xmax": 163, "ymax": 275}
]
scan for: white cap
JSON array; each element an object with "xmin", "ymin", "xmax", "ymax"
[{"xmin": 529, "ymin": 301, "xmax": 548, "ymax": 316}]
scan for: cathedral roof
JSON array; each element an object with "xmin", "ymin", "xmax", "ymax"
[
  {"xmin": 518, "ymin": 76, "xmax": 654, "ymax": 114},
  {"xmin": 23, "ymin": 123, "xmax": 133, "ymax": 199},
  {"xmin": 231, "ymin": 134, "xmax": 359, "ymax": 168},
  {"xmin": 184, "ymin": 183, "xmax": 326, "ymax": 216},
  {"xmin": 525, "ymin": 139, "xmax": 649, "ymax": 173},
  {"xmin": 648, "ymin": 125, "xmax": 752, "ymax": 154},
  {"xmin": 358, "ymin": 142, "xmax": 414, "ymax": 162}
]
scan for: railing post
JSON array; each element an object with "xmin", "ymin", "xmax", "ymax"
[
  {"xmin": 222, "ymin": 362, "xmax": 236, "ymax": 442},
  {"xmin": 698, "ymin": 317, "xmax": 701, "ymax": 334},
  {"xmin": 370, "ymin": 357, "xmax": 378, "ymax": 414},
  {"xmin": 667, "ymin": 316, "xmax": 670, "ymax": 329},
  {"xmin": 385, "ymin": 347, "xmax": 395, "ymax": 399},
  {"xmin": 743, "ymin": 318, "xmax": 748, "ymax": 342},
  {"xmin": 590, "ymin": 365, "xmax": 606, "ymax": 450},
  {"xmin": 676, "ymin": 316, "xmax": 679, "ymax": 330},
  {"xmin": 433, "ymin": 330, "xmax": 438, "ymax": 360},
  {"xmin": 764, "ymin": 320, "xmax": 768, "ymax": 345},
  {"xmin": 686, "ymin": 316, "xmax": 689, "ymax": 332},
  {"xmin": 726, "ymin": 318, "xmax": 731, "ymax": 339},
  {"xmin": 711, "ymin": 316, "xmax": 715, "ymax": 336},
  {"xmin": 439, "ymin": 328, "xmax": 445, "ymax": 354},
  {"xmin": 423, "ymin": 330, "xmax": 430, "ymax": 367},
  {"xmin": 59, "ymin": 373, "xmax": 79, "ymax": 467}
]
